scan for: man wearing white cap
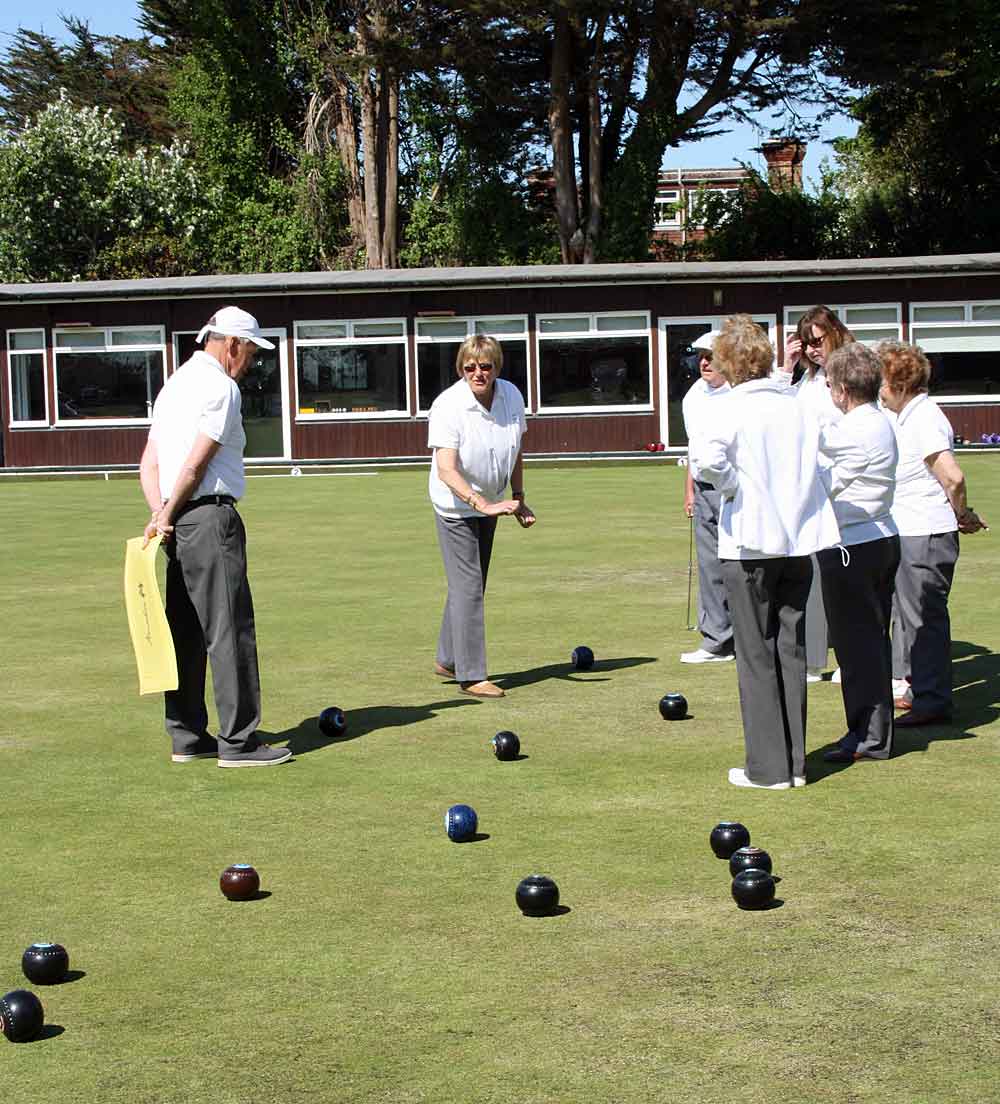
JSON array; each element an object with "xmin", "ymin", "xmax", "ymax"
[
  {"xmin": 680, "ymin": 330, "xmax": 735, "ymax": 663},
  {"xmin": 139, "ymin": 306, "xmax": 292, "ymax": 767}
]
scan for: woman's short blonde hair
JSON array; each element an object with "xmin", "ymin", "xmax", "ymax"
[
  {"xmin": 825, "ymin": 343, "xmax": 882, "ymax": 404},
  {"xmin": 714, "ymin": 314, "xmax": 774, "ymax": 386},
  {"xmin": 878, "ymin": 341, "xmax": 931, "ymax": 395},
  {"xmin": 455, "ymin": 334, "xmax": 503, "ymax": 376}
]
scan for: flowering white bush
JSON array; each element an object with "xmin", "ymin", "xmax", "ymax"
[{"xmin": 0, "ymin": 92, "xmax": 214, "ymax": 281}]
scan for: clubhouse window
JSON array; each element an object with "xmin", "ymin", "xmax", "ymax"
[
  {"xmin": 53, "ymin": 327, "xmax": 165, "ymax": 424},
  {"xmin": 294, "ymin": 319, "xmax": 408, "ymax": 418},
  {"xmin": 416, "ymin": 316, "xmax": 529, "ymax": 413},
  {"xmin": 7, "ymin": 329, "xmax": 48, "ymax": 426},
  {"xmin": 536, "ymin": 313, "xmax": 652, "ymax": 413},
  {"xmin": 910, "ymin": 301, "xmax": 1000, "ymax": 399}
]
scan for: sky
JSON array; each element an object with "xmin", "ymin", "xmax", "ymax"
[{"xmin": 1, "ymin": 0, "xmax": 857, "ymax": 187}]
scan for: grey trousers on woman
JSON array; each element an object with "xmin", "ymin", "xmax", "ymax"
[
  {"xmin": 891, "ymin": 531, "xmax": 959, "ymax": 716},
  {"xmin": 805, "ymin": 554, "xmax": 829, "ymax": 670},
  {"xmin": 435, "ymin": 513, "xmax": 498, "ymax": 683},
  {"xmin": 693, "ymin": 480, "xmax": 734, "ymax": 655},
  {"xmin": 818, "ymin": 535, "xmax": 900, "ymax": 758},
  {"xmin": 721, "ymin": 555, "xmax": 812, "ymax": 786}
]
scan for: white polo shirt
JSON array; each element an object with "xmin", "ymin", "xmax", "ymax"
[
  {"xmin": 682, "ymin": 376, "xmax": 731, "ymax": 481},
  {"xmin": 818, "ymin": 402, "xmax": 898, "ymax": 546},
  {"xmin": 795, "ymin": 366, "xmax": 842, "ymax": 430},
  {"xmin": 149, "ymin": 350, "xmax": 246, "ymax": 501},
  {"xmin": 427, "ymin": 377, "xmax": 527, "ymax": 518},
  {"xmin": 889, "ymin": 392, "xmax": 957, "ymax": 537}
]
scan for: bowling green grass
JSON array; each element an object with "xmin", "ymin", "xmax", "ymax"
[{"xmin": 2, "ymin": 459, "xmax": 999, "ymax": 1104}]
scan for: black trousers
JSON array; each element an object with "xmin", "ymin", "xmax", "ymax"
[
  {"xmin": 818, "ymin": 535, "xmax": 900, "ymax": 758},
  {"xmin": 164, "ymin": 501, "xmax": 261, "ymax": 754}
]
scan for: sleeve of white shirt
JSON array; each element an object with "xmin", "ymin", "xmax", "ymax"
[
  {"xmin": 819, "ymin": 421, "xmax": 870, "ymax": 499},
  {"xmin": 427, "ymin": 398, "xmax": 461, "ymax": 450},
  {"xmin": 914, "ymin": 404, "xmax": 953, "ymax": 462},
  {"xmin": 199, "ymin": 382, "xmax": 239, "ymax": 444},
  {"xmin": 694, "ymin": 411, "xmax": 739, "ymax": 497}
]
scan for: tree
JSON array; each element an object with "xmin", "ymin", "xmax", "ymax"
[{"xmin": 0, "ymin": 94, "xmax": 209, "ymax": 281}]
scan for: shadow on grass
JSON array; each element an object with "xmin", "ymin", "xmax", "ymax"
[
  {"xmin": 520, "ymin": 905, "xmax": 572, "ymax": 919},
  {"xmin": 264, "ymin": 698, "xmax": 483, "ymax": 756},
  {"xmin": 33, "ymin": 1025, "xmax": 65, "ymax": 1041},
  {"xmin": 57, "ymin": 970, "xmax": 86, "ymax": 984},
  {"xmin": 492, "ymin": 655, "xmax": 657, "ymax": 691},
  {"xmin": 806, "ymin": 639, "xmax": 996, "ymax": 783},
  {"xmin": 452, "ymin": 832, "xmax": 490, "ymax": 844}
]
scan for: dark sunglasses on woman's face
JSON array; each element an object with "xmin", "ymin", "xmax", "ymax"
[
  {"xmin": 804, "ymin": 334, "xmax": 825, "ymax": 348},
  {"xmin": 463, "ymin": 362, "xmax": 495, "ymax": 373}
]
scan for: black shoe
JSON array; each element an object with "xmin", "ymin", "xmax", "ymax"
[
  {"xmin": 171, "ymin": 734, "xmax": 218, "ymax": 763},
  {"xmin": 218, "ymin": 744, "xmax": 292, "ymax": 768},
  {"xmin": 822, "ymin": 746, "xmax": 856, "ymax": 764}
]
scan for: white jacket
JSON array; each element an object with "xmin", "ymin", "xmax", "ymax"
[{"xmin": 693, "ymin": 378, "xmax": 841, "ymax": 559}]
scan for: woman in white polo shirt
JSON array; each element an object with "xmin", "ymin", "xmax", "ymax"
[
  {"xmin": 427, "ymin": 335, "xmax": 536, "ymax": 699},
  {"xmin": 695, "ymin": 315, "xmax": 840, "ymax": 789},
  {"xmin": 815, "ymin": 343, "xmax": 900, "ymax": 764},
  {"xmin": 878, "ymin": 342, "xmax": 987, "ymax": 727}
]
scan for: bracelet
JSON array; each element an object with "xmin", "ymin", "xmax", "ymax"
[{"xmin": 467, "ymin": 492, "xmax": 481, "ymax": 511}]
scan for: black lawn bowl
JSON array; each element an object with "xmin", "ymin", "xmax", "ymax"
[
  {"xmin": 571, "ymin": 646, "xmax": 595, "ymax": 671},
  {"xmin": 709, "ymin": 822, "xmax": 751, "ymax": 860},
  {"xmin": 729, "ymin": 847, "xmax": 772, "ymax": 877},
  {"xmin": 731, "ymin": 868, "xmax": 776, "ymax": 910},
  {"xmin": 318, "ymin": 706, "xmax": 348, "ymax": 738},
  {"xmin": 0, "ymin": 990, "xmax": 44, "ymax": 1043},
  {"xmin": 220, "ymin": 864, "xmax": 261, "ymax": 901},
  {"xmin": 516, "ymin": 874, "xmax": 560, "ymax": 916},
  {"xmin": 658, "ymin": 693, "xmax": 688, "ymax": 720},
  {"xmin": 491, "ymin": 731, "xmax": 521, "ymax": 761},
  {"xmin": 21, "ymin": 944, "xmax": 69, "ymax": 986}
]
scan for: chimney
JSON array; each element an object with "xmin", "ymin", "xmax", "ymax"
[{"xmin": 761, "ymin": 137, "xmax": 806, "ymax": 190}]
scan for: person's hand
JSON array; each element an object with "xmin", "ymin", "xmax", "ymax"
[
  {"xmin": 784, "ymin": 331, "xmax": 802, "ymax": 372},
  {"xmin": 478, "ymin": 498, "xmax": 520, "ymax": 518},
  {"xmin": 514, "ymin": 500, "xmax": 537, "ymax": 528},
  {"xmin": 142, "ymin": 518, "xmax": 159, "ymax": 549},
  {"xmin": 143, "ymin": 509, "xmax": 174, "ymax": 548},
  {"xmin": 684, "ymin": 489, "xmax": 695, "ymax": 518},
  {"xmin": 958, "ymin": 508, "xmax": 988, "ymax": 533}
]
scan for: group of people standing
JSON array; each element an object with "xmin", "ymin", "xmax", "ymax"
[
  {"xmin": 683, "ymin": 308, "xmax": 986, "ymax": 790},
  {"xmin": 138, "ymin": 304, "xmax": 984, "ymax": 786}
]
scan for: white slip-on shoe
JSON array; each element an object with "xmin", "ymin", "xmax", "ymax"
[
  {"xmin": 728, "ymin": 767, "xmax": 791, "ymax": 790},
  {"xmin": 806, "ymin": 666, "xmax": 825, "ymax": 684},
  {"xmin": 680, "ymin": 648, "xmax": 735, "ymax": 664},
  {"xmin": 793, "ymin": 776, "xmax": 807, "ymax": 788},
  {"xmin": 892, "ymin": 678, "xmax": 910, "ymax": 698},
  {"xmin": 831, "ymin": 667, "xmax": 842, "ymax": 684}
]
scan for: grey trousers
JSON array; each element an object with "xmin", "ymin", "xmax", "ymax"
[
  {"xmin": 164, "ymin": 501, "xmax": 261, "ymax": 754},
  {"xmin": 805, "ymin": 554, "xmax": 829, "ymax": 669},
  {"xmin": 435, "ymin": 513, "xmax": 498, "ymax": 683},
  {"xmin": 693, "ymin": 480, "xmax": 733, "ymax": 655},
  {"xmin": 891, "ymin": 531, "xmax": 959, "ymax": 715},
  {"xmin": 721, "ymin": 556, "xmax": 812, "ymax": 786},
  {"xmin": 819, "ymin": 536, "xmax": 900, "ymax": 758}
]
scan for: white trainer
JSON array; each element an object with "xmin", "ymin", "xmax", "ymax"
[
  {"xmin": 680, "ymin": 648, "xmax": 735, "ymax": 664},
  {"xmin": 831, "ymin": 667, "xmax": 842, "ymax": 684},
  {"xmin": 793, "ymin": 776, "xmax": 807, "ymax": 788},
  {"xmin": 728, "ymin": 767, "xmax": 791, "ymax": 790},
  {"xmin": 806, "ymin": 666, "xmax": 825, "ymax": 683},
  {"xmin": 892, "ymin": 678, "xmax": 910, "ymax": 698}
]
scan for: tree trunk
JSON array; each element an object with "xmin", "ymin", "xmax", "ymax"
[
  {"xmin": 548, "ymin": 7, "xmax": 581, "ymax": 263},
  {"xmin": 582, "ymin": 11, "xmax": 607, "ymax": 263}
]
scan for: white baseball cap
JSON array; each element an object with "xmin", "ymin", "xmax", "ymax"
[
  {"xmin": 691, "ymin": 330, "xmax": 721, "ymax": 353},
  {"xmin": 196, "ymin": 306, "xmax": 275, "ymax": 350}
]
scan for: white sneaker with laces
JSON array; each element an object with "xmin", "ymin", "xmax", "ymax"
[
  {"xmin": 728, "ymin": 767, "xmax": 791, "ymax": 790},
  {"xmin": 680, "ymin": 648, "xmax": 735, "ymax": 664}
]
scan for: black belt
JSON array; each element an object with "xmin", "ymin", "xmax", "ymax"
[{"xmin": 176, "ymin": 494, "xmax": 236, "ymax": 517}]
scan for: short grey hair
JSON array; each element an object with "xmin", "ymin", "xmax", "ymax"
[
  {"xmin": 202, "ymin": 331, "xmax": 253, "ymax": 347},
  {"xmin": 825, "ymin": 342, "xmax": 881, "ymax": 404}
]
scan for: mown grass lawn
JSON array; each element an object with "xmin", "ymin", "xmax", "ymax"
[{"xmin": 2, "ymin": 459, "xmax": 998, "ymax": 1104}]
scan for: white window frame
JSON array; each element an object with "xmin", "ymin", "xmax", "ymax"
[
  {"xmin": 536, "ymin": 310, "xmax": 653, "ymax": 416},
  {"xmin": 656, "ymin": 314, "xmax": 777, "ymax": 445},
  {"xmin": 53, "ymin": 324, "xmax": 166, "ymax": 427},
  {"xmin": 653, "ymin": 189, "xmax": 682, "ymax": 229},
  {"xmin": 909, "ymin": 299, "xmax": 1000, "ymax": 404},
  {"xmin": 294, "ymin": 317, "xmax": 410, "ymax": 421},
  {"xmin": 783, "ymin": 303, "xmax": 902, "ymax": 353},
  {"xmin": 415, "ymin": 314, "xmax": 531, "ymax": 415},
  {"xmin": 6, "ymin": 328, "xmax": 50, "ymax": 428},
  {"xmin": 685, "ymin": 187, "xmax": 735, "ymax": 228}
]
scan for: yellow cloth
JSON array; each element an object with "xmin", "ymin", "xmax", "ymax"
[{"xmin": 124, "ymin": 535, "xmax": 178, "ymax": 694}]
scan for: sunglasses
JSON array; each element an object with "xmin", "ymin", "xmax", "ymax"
[
  {"xmin": 462, "ymin": 362, "xmax": 495, "ymax": 374},
  {"xmin": 804, "ymin": 334, "xmax": 825, "ymax": 348}
]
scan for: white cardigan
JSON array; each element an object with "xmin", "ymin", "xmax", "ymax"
[{"xmin": 692, "ymin": 378, "xmax": 841, "ymax": 560}]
